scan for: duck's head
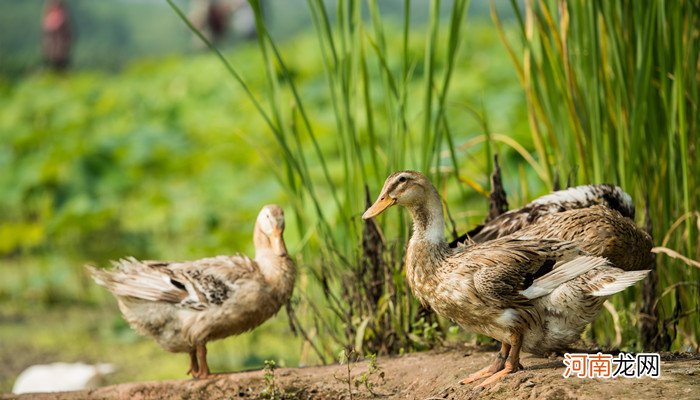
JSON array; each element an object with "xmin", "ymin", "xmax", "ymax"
[
  {"xmin": 363, "ymin": 170, "xmax": 437, "ymax": 219},
  {"xmin": 254, "ymin": 204, "xmax": 288, "ymax": 257}
]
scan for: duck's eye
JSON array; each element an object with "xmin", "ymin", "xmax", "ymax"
[{"xmin": 398, "ymin": 176, "xmax": 407, "ymax": 183}]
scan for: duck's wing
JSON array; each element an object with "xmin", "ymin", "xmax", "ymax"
[
  {"xmin": 87, "ymin": 255, "xmax": 257, "ymax": 311},
  {"xmin": 465, "ymin": 238, "xmax": 609, "ymax": 308},
  {"xmin": 450, "ymin": 184, "xmax": 635, "ymax": 246}
]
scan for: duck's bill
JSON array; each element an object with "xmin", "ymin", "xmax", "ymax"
[{"xmin": 362, "ymin": 196, "xmax": 395, "ymax": 219}]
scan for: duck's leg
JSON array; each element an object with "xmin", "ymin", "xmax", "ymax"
[
  {"xmin": 476, "ymin": 333, "xmax": 523, "ymax": 387},
  {"xmin": 460, "ymin": 342, "xmax": 511, "ymax": 384},
  {"xmin": 186, "ymin": 349, "xmax": 199, "ymax": 377},
  {"xmin": 194, "ymin": 343, "xmax": 210, "ymax": 379}
]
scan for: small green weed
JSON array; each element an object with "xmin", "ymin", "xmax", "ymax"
[
  {"xmin": 353, "ymin": 353, "xmax": 385, "ymax": 397},
  {"xmin": 335, "ymin": 347, "xmax": 386, "ymax": 399},
  {"xmin": 260, "ymin": 359, "xmax": 281, "ymax": 400}
]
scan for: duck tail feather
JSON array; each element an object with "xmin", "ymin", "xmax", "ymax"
[
  {"xmin": 85, "ymin": 264, "xmax": 107, "ymax": 286},
  {"xmin": 85, "ymin": 262, "xmax": 185, "ymax": 303},
  {"xmin": 591, "ymin": 270, "xmax": 650, "ymax": 297},
  {"xmin": 520, "ymin": 256, "xmax": 609, "ymax": 299}
]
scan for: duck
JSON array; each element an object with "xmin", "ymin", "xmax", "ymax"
[
  {"xmin": 514, "ymin": 205, "xmax": 653, "ymax": 271},
  {"xmin": 452, "ymin": 180, "xmax": 654, "ymax": 271},
  {"xmin": 452, "ymin": 183, "xmax": 637, "ymax": 245},
  {"xmin": 87, "ymin": 205, "xmax": 295, "ymax": 379},
  {"xmin": 363, "ymin": 171, "xmax": 649, "ymax": 386}
]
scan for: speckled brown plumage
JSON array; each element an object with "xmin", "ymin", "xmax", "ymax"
[
  {"xmin": 452, "ymin": 184, "xmax": 636, "ymax": 245},
  {"xmin": 364, "ymin": 171, "xmax": 649, "ymax": 387},
  {"xmin": 517, "ymin": 205, "xmax": 653, "ymax": 271},
  {"xmin": 87, "ymin": 205, "xmax": 295, "ymax": 379}
]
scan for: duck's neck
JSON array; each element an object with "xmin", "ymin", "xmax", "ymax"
[
  {"xmin": 255, "ymin": 249, "xmax": 296, "ymax": 302},
  {"xmin": 405, "ymin": 192, "xmax": 450, "ymax": 293},
  {"xmin": 407, "ymin": 196, "xmax": 448, "ymax": 245}
]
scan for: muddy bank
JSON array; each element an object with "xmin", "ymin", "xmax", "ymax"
[{"xmin": 3, "ymin": 347, "xmax": 699, "ymax": 399}]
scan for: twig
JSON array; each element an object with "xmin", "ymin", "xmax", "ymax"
[
  {"xmin": 486, "ymin": 154, "xmax": 508, "ymax": 221},
  {"xmin": 442, "ymin": 195, "xmax": 460, "ymax": 242},
  {"xmin": 285, "ymin": 301, "xmax": 328, "ymax": 365},
  {"xmin": 602, "ymin": 301, "xmax": 622, "ymax": 348},
  {"xmin": 652, "ymin": 282, "xmax": 700, "ymax": 310},
  {"xmin": 661, "ymin": 212, "xmax": 699, "ymax": 247},
  {"xmin": 652, "ymin": 246, "xmax": 700, "ymax": 269},
  {"xmin": 664, "ymin": 309, "xmax": 699, "ymax": 327}
]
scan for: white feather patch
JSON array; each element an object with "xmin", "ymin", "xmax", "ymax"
[
  {"xmin": 496, "ymin": 308, "xmax": 519, "ymax": 327},
  {"xmin": 591, "ymin": 270, "xmax": 650, "ymax": 297},
  {"xmin": 520, "ymin": 256, "xmax": 609, "ymax": 300},
  {"xmin": 530, "ymin": 185, "xmax": 632, "ymax": 211}
]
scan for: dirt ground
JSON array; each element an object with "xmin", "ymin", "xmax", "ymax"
[{"xmin": 2, "ymin": 346, "xmax": 699, "ymax": 400}]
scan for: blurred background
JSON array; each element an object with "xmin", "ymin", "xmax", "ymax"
[{"xmin": 1, "ymin": 0, "xmax": 697, "ymax": 393}]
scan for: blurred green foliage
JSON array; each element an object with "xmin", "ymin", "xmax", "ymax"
[
  {"xmin": 0, "ymin": 60, "xmax": 269, "ymax": 264},
  {"xmin": 0, "ymin": 0, "xmax": 508, "ymax": 79}
]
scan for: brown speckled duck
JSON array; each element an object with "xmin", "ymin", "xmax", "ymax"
[
  {"xmin": 88, "ymin": 205, "xmax": 295, "ymax": 379},
  {"xmin": 451, "ymin": 182, "xmax": 654, "ymax": 272},
  {"xmin": 515, "ymin": 205, "xmax": 653, "ymax": 271},
  {"xmin": 452, "ymin": 183, "xmax": 637, "ymax": 245},
  {"xmin": 363, "ymin": 171, "xmax": 649, "ymax": 386}
]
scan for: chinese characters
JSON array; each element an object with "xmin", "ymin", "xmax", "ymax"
[{"xmin": 563, "ymin": 352, "xmax": 660, "ymax": 379}]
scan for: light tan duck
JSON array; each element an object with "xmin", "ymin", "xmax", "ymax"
[
  {"xmin": 88, "ymin": 205, "xmax": 295, "ymax": 379},
  {"xmin": 363, "ymin": 171, "xmax": 649, "ymax": 386},
  {"xmin": 452, "ymin": 183, "xmax": 637, "ymax": 244}
]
